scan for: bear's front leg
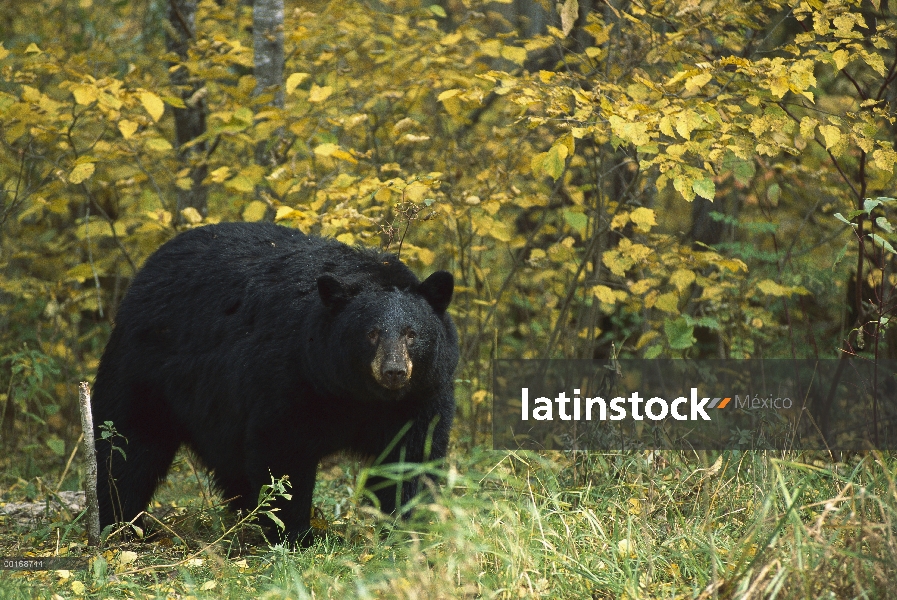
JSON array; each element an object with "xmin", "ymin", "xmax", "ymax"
[{"xmin": 369, "ymin": 403, "xmax": 453, "ymax": 516}]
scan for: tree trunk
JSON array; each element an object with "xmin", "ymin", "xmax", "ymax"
[
  {"xmin": 253, "ymin": 0, "xmax": 285, "ymax": 167},
  {"xmin": 167, "ymin": 0, "xmax": 208, "ymax": 221},
  {"xmin": 78, "ymin": 382, "xmax": 101, "ymax": 547}
]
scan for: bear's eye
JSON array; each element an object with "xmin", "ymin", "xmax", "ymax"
[
  {"xmin": 404, "ymin": 328, "xmax": 416, "ymax": 345},
  {"xmin": 368, "ymin": 329, "xmax": 379, "ymax": 345}
]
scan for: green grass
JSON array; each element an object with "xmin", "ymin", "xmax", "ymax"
[{"xmin": 1, "ymin": 449, "xmax": 896, "ymax": 599}]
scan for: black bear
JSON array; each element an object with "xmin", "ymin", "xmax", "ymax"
[{"xmin": 91, "ymin": 222, "xmax": 457, "ymax": 544}]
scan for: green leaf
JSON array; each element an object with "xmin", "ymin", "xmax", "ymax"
[
  {"xmin": 664, "ymin": 318, "xmax": 695, "ymax": 350},
  {"xmin": 46, "ymin": 436, "xmax": 65, "ymax": 456},
  {"xmin": 539, "ymin": 144, "xmax": 568, "ymax": 180},
  {"xmin": 428, "ymin": 4, "xmax": 447, "ymax": 17},
  {"xmin": 692, "ymin": 178, "xmax": 715, "ymax": 200},
  {"xmin": 766, "ymin": 183, "xmax": 780, "ymax": 205},
  {"xmin": 564, "ymin": 210, "xmax": 588, "ymax": 235},
  {"xmin": 833, "ymin": 240, "xmax": 850, "ymax": 268},
  {"xmin": 875, "ymin": 217, "xmax": 894, "ymax": 234},
  {"xmin": 864, "ymin": 198, "xmax": 883, "ymax": 215},
  {"xmin": 869, "ymin": 233, "xmax": 896, "ymax": 255},
  {"xmin": 834, "ymin": 213, "xmax": 857, "ymax": 228},
  {"xmin": 731, "ymin": 157, "xmax": 755, "ymax": 186},
  {"xmin": 644, "ymin": 345, "xmax": 663, "ymax": 359}
]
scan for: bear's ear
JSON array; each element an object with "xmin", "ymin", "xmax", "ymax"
[
  {"xmin": 317, "ymin": 274, "xmax": 352, "ymax": 312},
  {"xmin": 418, "ymin": 271, "xmax": 454, "ymax": 314}
]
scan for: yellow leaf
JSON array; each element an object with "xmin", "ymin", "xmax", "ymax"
[
  {"xmin": 757, "ymin": 279, "xmax": 788, "ymax": 296},
  {"xmin": 832, "ymin": 49, "xmax": 850, "ymax": 70},
  {"xmin": 21, "ymin": 85, "xmax": 41, "ymax": 102},
  {"xmin": 675, "ymin": 110, "xmax": 702, "ymax": 140},
  {"xmin": 437, "ymin": 89, "xmax": 461, "ymax": 102},
  {"xmin": 0, "ymin": 42, "xmax": 8, "ymax": 61},
  {"xmin": 331, "ymin": 149, "xmax": 359, "ymax": 163},
  {"xmin": 862, "ymin": 51, "xmax": 886, "ymax": 76},
  {"xmin": 684, "ymin": 72, "xmax": 712, "ymax": 94},
  {"xmin": 871, "ymin": 146, "xmax": 897, "ymax": 172},
  {"xmin": 69, "ymin": 162, "xmax": 95, "ymax": 184},
  {"xmin": 374, "ymin": 187, "xmax": 393, "ymax": 203},
  {"xmin": 404, "ymin": 181, "xmax": 429, "ymax": 202},
  {"xmin": 659, "ymin": 115, "xmax": 674, "ymax": 137},
  {"xmin": 620, "ymin": 240, "xmax": 651, "ymax": 262},
  {"xmin": 181, "ymin": 207, "xmax": 203, "ymax": 224},
  {"xmin": 669, "ymin": 269, "xmax": 696, "ymax": 292},
  {"xmin": 71, "ymin": 84, "xmax": 97, "ymax": 105},
  {"xmin": 441, "ymin": 32, "xmax": 462, "ymax": 45},
  {"xmin": 139, "ymin": 91, "xmax": 165, "ymax": 122},
  {"xmin": 717, "ymin": 258, "xmax": 747, "ymax": 273},
  {"xmin": 482, "ymin": 39, "xmax": 502, "ymax": 58},
  {"xmin": 243, "ymin": 200, "xmax": 267, "ymax": 222},
  {"xmin": 201, "ymin": 581, "xmax": 217, "ymax": 591},
  {"xmin": 799, "ymin": 116, "xmax": 817, "ymax": 140},
  {"xmin": 609, "ymin": 115, "xmax": 650, "ymax": 146},
  {"xmin": 544, "ymin": 144, "xmax": 568, "ymax": 179},
  {"xmin": 227, "ymin": 175, "xmax": 255, "ymax": 192},
  {"xmin": 636, "ymin": 330, "xmax": 660, "ymax": 349},
  {"xmin": 308, "ymin": 85, "xmax": 333, "ymax": 103},
  {"xmin": 592, "ymin": 285, "xmax": 617, "ymax": 304},
  {"xmin": 524, "ymin": 249, "xmax": 545, "ymax": 265},
  {"xmin": 118, "ymin": 119, "xmax": 138, "ymax": 139},
  {"xmin": 610, "ymin": 212, "xmax": 630, "ymax": 230},
  {"xmin": 314, "ymin": 142, "xmax": 340, "ymax": 157},
  {"xmin": 655, "ymin": 291, "xmax": 680, "ymax": 313},
  {"xmin": 630, "ymin": 207, "xmax": 656, "ymax": 231},
  {"xmin": 617, "ymin": 538, "xmax": 636, "ymax": 558},
  {"xmin": 25, "ymin": 42, "xmax": 42, "ymax": 54},
  {"xmin": 285, "ymin": 72, "xmax": 310, "ymax": 95},
  {"xmin": 501, "ymin": 45, "xmax": 527, "ymax": 65},
  {"xmin": 558, "ymin": 133, "xmax": 575, "ymax": 156},
  {"xmin": 414, "ymin": 246, "xmax": 436, "ymax": 265},
  {"xmin": 673, "ymin": 175, "xmax": 696, "ymax": 202},
  {"xmin": 602, "ymin": 249, "xmax": 629, "ymax": 277},
  {"xmin": 818, "ymin": 124, "xmax": 842, "ymax": 150},
  {"xmin": 210, "ymin": 166, "xmax": 231, "ymax": 183},
  {"xmin": 145, "ymin": 137, "xmax": 173, "ymax": 152},
  {"xmin": 98, "ymin": 90, "xmax": 122, "ymax": 110},
  {"xmin": 488, "ymin": 220, "xmax": 512, "ymax": 242},
  {"xmin": 769, "ymin": 76, "xmax": 789, "ymax": 98},
  {"xmin": 275, "ymin": 206, "xmax": 297, "ymax": 220},
  {"xmin": 630, "ymin": 278, "xmax": 658, "ymax": 294},
  {"xmin": 832, "ymin": 13, "xmax": 857, "ymax": 35}
]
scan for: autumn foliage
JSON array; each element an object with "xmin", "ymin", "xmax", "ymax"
[{"xmin": 1, "ymin": 0, "xmax": 896, "ymax": 458}]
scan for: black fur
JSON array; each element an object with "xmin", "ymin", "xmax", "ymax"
[{"xmin": 91, "ymin": 222, "xmax": 458, "ymax": 543}]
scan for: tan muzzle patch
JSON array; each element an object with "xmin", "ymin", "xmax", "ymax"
[{"xmin": 371, "ymin": 337, "xmax": 413, "ymax": 390}]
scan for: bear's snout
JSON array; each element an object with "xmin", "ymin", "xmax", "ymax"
[{"xmin": 372, "ymin": 336, "xmax": 413, "ymax": 390}]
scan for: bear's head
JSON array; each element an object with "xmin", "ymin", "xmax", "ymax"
[{"xmin": 316, "ymin": 271, "xmax": 454, "ymax": 395}]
